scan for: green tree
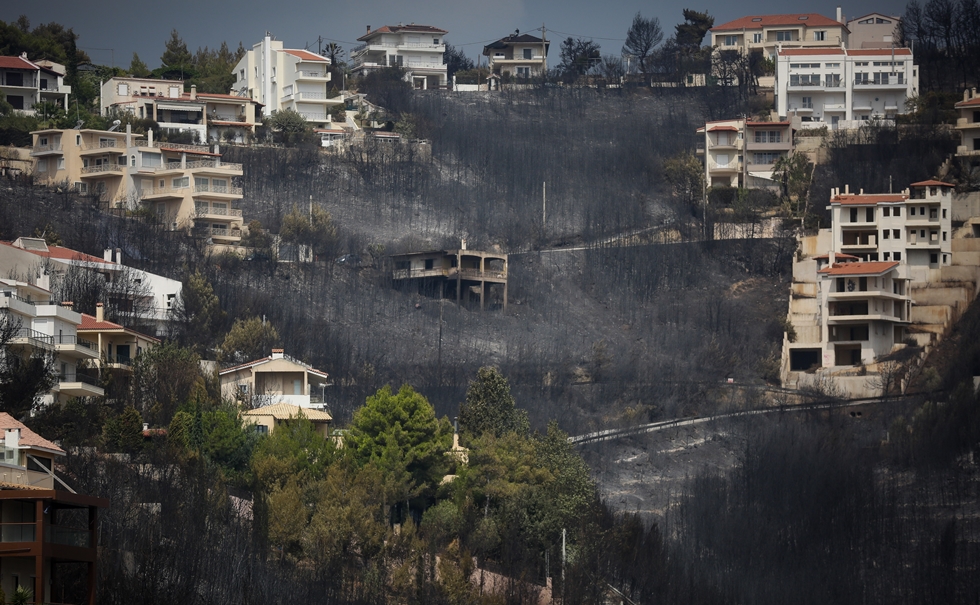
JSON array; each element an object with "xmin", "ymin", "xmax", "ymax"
[
  {"xmin": 171, "ymin": 270, "xmax": 223, "ymax": 353},
  {"xmin": 346, "ymin": 385, "xmax": 453, "ymax": 501},
  {"xmin": 622, "ymin": 12, "xmax": 664, "ymax": 75},
  {"xmin": 219, "ymin": 316, "xmax": 280, "ymax": 363},
  {"xmin": 128, "ymin": 52, "xmax": 150, "ymax": 77},
  {"xmin": 161, "ymin": 29, "xmax": 192, "ymax": 72},
  {"xmin": 279, "ymin": 204, "xmax": 339, "ymax": 261},
  {"xmin": 458, "ymin": 366, "xmax": 529, "ymax": 439},
  {"xmin": 266, "ymin": 108, "xmax": 315, "ymax": 146}
]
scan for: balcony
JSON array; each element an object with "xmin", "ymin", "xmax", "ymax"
[
  {"xmin": 80, "ymin": 139, "xmax": 124, "ymax": 153},
  {"xmin": 195, "ymin": 204, "xmax": 244, "ymax": 221},
  {"xmin": 54, "ymin": 334, "xmax": 99, "ymax": 359},
  {"xmin": 0, "ymin": 291, "xmax": 37, "ymax": 316},
  {"xmin": 54, "ymin": 372, "xmax": 104, "ymax": 398},
  {"xmin": 80, "ymin": 164, "xmax": 124, "ymax": 176},
  {"xmin": 208, "ymin": 226, "xmax": 242, "ymax": 242},
  {"xmin": 31, "ymin": 143, "xmax": 63, "ymax": 157},
  {"xmin": 853, "ymin": 75, "xmax": 906, "ymax": 88}
]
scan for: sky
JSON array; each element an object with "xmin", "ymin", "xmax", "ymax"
[{"xmin": 2, "ymin": 0, "xmax": 910, "ymax": 69}]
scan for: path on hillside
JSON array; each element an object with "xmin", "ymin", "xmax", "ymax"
[{"xmin": 569, "ymin": 396, "xmax": 912, "ymax": 445}]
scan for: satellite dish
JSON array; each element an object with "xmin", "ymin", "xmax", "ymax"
[{"xmin": 107, "ymin": 119, "xmax": 122, "ymax": 132}]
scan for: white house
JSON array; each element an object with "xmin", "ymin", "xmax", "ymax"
[
  {"xmin": 233, "ymin": 35, "xmax": 343, "ymax": 128},
  {"xmin": 350, "ymin": 24, "xmax": 448, "ymax": 90},
  {"xmin": 775, "ymin": 46, "xmax": 917, "ymax": 127}
]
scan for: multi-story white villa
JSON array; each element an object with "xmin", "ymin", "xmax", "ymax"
[
  {"xmin": 775, "ymin": 46, "xmax": 918, "ymax": 127},
  {"xmin": 1, "ymin": 278, "xmax": 104, "ymax": 404},
  {"xmin": 782, "ymin": 180, "xmax": 957, "ymax": 391},
  {"xmin": 233, "ymin": 35, "xmax": 343, "ymax": 128},
  {"xmin": 101, "ymin": 77, "xmax": 261, "ymax": 143},
  {"xmin": 29, "ymin": 127, "xmax": 244, "ymax": 248},
  {"xmin": 696, "ymin": 118, "xmax": 796, "ymax": 188},
  {"xmin": 0, "ymin": 54, "xmax": 70, "ymax": 114},
  {"xmin": 350, "ymin": 24, "xmax": 448, "ymax": 90},
  {"xmin": 710, "ymin": 12, "xmax": 849, "ymax": 59}
]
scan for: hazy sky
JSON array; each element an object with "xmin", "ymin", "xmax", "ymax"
[{"xmin": 2, "ymin": 0, "xmax": 909, "ymax": 68}]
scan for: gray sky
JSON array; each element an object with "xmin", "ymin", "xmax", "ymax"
[{"xmin": 2, "ymin": 0, "xmax": 908, "ymax": 69}]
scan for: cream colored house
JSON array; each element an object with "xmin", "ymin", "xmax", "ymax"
[
  {"xmin": 219, "ymin": 349, "xmax": 330, "ymax": 410},
  {"xmin": 243, "ymin": 402, "xmax": 332, "ymax": 437},
  {"xmin": 351, "ymin": 24, "xmax": 448, "ymax": 90},
  {"xmin": 101, "ymin": 77, "xmax": 261, "ymax": 143},
  {"xmin": 233, "ymin": 35, "xmax": 343, "ymax": 128},
  {"xmin": 77, "ymin": 303, "xmax": 158, "ymax": 375},
  {"xmin": 483, "ymin": 32, "xmax": 549, "ymax": 80},
  {"xmin": 30, "ymin": 127, "xmax": 244, "ymax": 246},
  {"xmin": 711, "ymin": 12, "xmax": 849, "ymax": 59}
]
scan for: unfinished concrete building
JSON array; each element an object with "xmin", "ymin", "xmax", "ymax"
[{"xmin": 390, "ymin": 247, "xmax": 508, "ymax": 310}]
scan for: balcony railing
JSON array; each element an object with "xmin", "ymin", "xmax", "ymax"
[
  {"xmin": 81, "ymin": 164, "xmax": 123, "ymax": 174},
  {"xmin": 57, "ymin": 372, "xmax": 100, "ymax": 386},
  {"xmin": 195, "ymin": 204, "xmax": 243, "ymax": 217},
  {"xmin": 32, "ymin": 143, "xmax": 62, "ymax": 153},
  {"xmin": 54, "ymin": 334, "xmax": 97, "ymax": 349}
]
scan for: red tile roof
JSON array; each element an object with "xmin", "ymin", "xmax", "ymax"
[
  {"xmin": 713, "ymin": 14, "xmax": 845, "ymax": 32},
  {"xmin": 77, "ymin": 313, "xmax": 160, "ymax": 341},
  {"xmin": 0, "ymin": 56, "xmax": 38, "ymax": 70},
  {"xmin": 0, "ymin": 241, "xmax": 112, "ymax": 265},
  {"xmin": 831, "ymin": 193, "xmax": 908, "ymax": 205},
  {"xmin": 818, "ymin": 261, "xmax": 900, "ymax": 276},
  {"xmin": 359, "ymin": 24, "xmax": 447, "ymax": 41},
  {"xmin": 910, "ymin": 179, "xmax": 954, "ymax": 187},
  {"xmin": 0, "ymin": 413, "xmax": 64, "ymax": 455},
  {"xmin": 778, "ymin": 48, "xmax": 846, "ymax": 56},
  {"xmin": 282, "ymin": 49, "xmax": 328, "ymax": 62}
]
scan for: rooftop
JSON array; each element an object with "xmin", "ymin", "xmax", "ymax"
[{"xmin": 713, "ymin": 13, "xmax": 846, "ymax": 32}]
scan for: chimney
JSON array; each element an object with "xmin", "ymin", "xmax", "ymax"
[
  {"xmin": 271, "ymin": 348, "xmax": 284, "ymax": 359},
  {"xmin": 190, "ymin": 84, "xmax": 197, "ymax": 100},
  {"xmin": 104, "ymin": 249, "xmax": 112, "ymax": 262},
  {"xmin": 96, "ymin": 302, "xmax": 104, "ymax": 323},
  {"xmin": 837, "ymin": 6, "xmax": 843, "ymax": 23}
]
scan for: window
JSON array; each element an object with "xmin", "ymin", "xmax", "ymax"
[
  {"xmin": 776, "ymin": 31, "xmax": 793, "ymax": 41},
  {"xmin": 753, "ymin": 33, "xmax": 762, "ymax": 43},
  {"xmin": 814, "ymin": 31, "xmax": 826, "ymax": 41},
  {"xmin": 723, "ymin": 35, "xmax": 738, "ymax": 46}
]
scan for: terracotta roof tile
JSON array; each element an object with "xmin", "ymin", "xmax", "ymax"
[
  {"xmin": 0, "ymin": 56, "xmax": 39, "ymax": 70},
  {"xmin": 818, "ymin": 261, "xmax": 900, "ymax": 276},
  {"xmin": 910, "ymin": 179, "xmax": 954, "ymax": 187},
  {"xmin": 713, "ymin": 14, "xmax": 845, "ymax": 32},
  {"xmin": 831, "ymin": 193, "xmax": 908, "ymax": 205},
  {"xmin": 0, "ymin": 413, "xmax": 64, "ymax": 455}
]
